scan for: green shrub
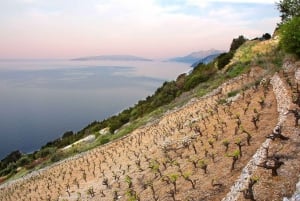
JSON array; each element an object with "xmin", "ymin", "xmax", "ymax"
[
  {"xmin": 228, "ymin": 90, "xmax": 240, "ymax": 97},
  {"xmin": 16, "ymin": 156, "xmax": 32, "ymax": 167},
  {"xmin": 226, "ymin": 61, "xmax": 251, "ymax": 79},
  {"xmin": 279, "ymin": 17, "xmax": 300, "ymax": 56},
  {"xmin": 217, "ymin": 52, "xmax": 234, "ymax": 69},
  {"xmin": 100, "ymin": 137, "xmax": 110, "ymax": 145},
  {"xmin": 35, "ymin": 147, "xmax": 57, "ymax": 158},
  {"xmin": 230, "ymin": 35, "xmax": 247, "ymax": 51},
  {"xmin": 50, "ymin": 151, "xmax": 66, "ymax": 162},
  {"xmin": 0, "ymin": 162, "xmax": 17, "ymax": 176}
]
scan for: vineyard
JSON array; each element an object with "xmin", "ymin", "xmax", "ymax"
[{"xmin": 0, "ymin": 40, "xmax": 300, "ymax": 201}]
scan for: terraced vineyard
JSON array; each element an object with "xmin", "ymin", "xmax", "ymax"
[{"xmin": 1, "ymin": 41, "xmax": 300, "ymax": 201}]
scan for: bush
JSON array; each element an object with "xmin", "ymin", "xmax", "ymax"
[
  {"xmin": 262, "ymin": 33, "xmax": 272, "ymax": 40},
  {"xmin": 226, "ymin": 62, "xmax": 250, "ymax": 78},
  {"xmin": 230, "ymin": 35, "xmax": 247, "ymax": 52},
  {"xmin": 16, "ymin": 156, "xmax": 32, "ymax": 167},
  {"xmin": 279, "ymin": 17, "xmax": 300, "ymax": 56},
  {"xmin": 228, "ymin": 90, "xmax": 240, "ymax": 97},
  {"xmin": 0, "ymin": 162, "xmax": 17, "ymax": 176},
  {"xmin": 50, "ymin": 151, "xmax": 66, "ymax": 162},
  {"xmin": 35, "ymin": 147, "xmax": 57, "ymax": 158},
  {"xmin": 217, "ymin": 52, "xmax": 234, "ymax": 70},
  {"xmin": 100, "ymin": 137, "xmax": 110, "ymax": 145}
]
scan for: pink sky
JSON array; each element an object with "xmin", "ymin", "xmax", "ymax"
[{"xmin": 0, "ymin": 0, "xmax": 280, "ymax": 59}]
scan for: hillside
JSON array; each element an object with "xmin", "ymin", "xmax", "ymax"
[{"xmin": 0, "ymin": 36, "xmax": 299, "ymax": 201}]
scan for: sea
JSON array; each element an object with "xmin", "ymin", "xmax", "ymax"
[{"xmin": 0, "ymin": 59, "xmax": 190, "ymax": 159}]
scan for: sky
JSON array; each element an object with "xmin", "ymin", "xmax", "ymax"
[{"xmin": 0, "ymin": 0, "xmax": 280, "ymax": 59}]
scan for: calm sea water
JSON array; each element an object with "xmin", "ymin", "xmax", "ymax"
[{"xmin": 0, "ymin": 59, "xmax": 190, "ymax": 158}]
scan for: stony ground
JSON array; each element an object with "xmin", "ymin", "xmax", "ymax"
[{"xmin": 0, "ymin": 62, "xmax": 299, "ymax": 201}]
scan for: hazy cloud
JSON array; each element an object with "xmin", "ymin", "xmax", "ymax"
[{"xmin": 0, "ymin": 0, "xmax": 280, "ymax": 59}]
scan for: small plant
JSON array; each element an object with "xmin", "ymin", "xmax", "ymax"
[
  {"xmin": 222, "ymin": 140, "xmax": 230, "ymax": 152},
  {"xmin": 240, "ymin": 177, "xmax": 259, "ymax": 201},
  {"xmin": 102, "ymin": 178, "xmax": 109, "ymax": 189},
  {"xmin": 149, "ymin": 160, "xmax": 162, "ymax": 177},
  {"xmin": 235, "ymin": 139, "xmax": 245, "ymax": 157},
  {"xmin": 258, "ymin": 97, "xmax": 265, "ymax": 109},
  {"xmin": 228, "ymin": 90, "xmax": 240, "ymax": 98},
  {"xmin": 182, "ymin": 172, "xmax": 196, "ymax": 189},
  {"xmin": 125, "ymin": 175, "xmax": 133, "ymax": 188},
  {"xmin": 198, "ymin": 160, "xmax": 208, "ymax": 174},
  {"xmin": 168, "ymin": 173, "xmax": 179, "ymax": 192},
  {"xmin": 126, "ymin": 189, "xmax": 140, "ymax": 201},
  {"xmin": 251, "ymin": 113, "xmax": 260, "ymax": 130},
  {"xmin": 227, "ymin": 150, "xmax": 240, "ymax": 171},
  {"xmin": 86, "ymin": 187, "xmax": 95, "ymax": 198}
]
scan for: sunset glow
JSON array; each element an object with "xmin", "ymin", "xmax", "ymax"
[{"xmin": 0, "ymin": 0, "xmax": 279, "ymax": 59}]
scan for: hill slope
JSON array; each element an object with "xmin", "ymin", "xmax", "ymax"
[{"xmin": 0, "ymin": 39, "xmax": 300, "ymax": 201}]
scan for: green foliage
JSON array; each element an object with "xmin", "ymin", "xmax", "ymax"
[
  {"xmin": 16, "ymin": 155, "xmax": 32, "ymax": 167},
  {"xmin": 125, "ymin": 175, "xmax": 133, "ymax": 188},
  {"xmin": 262, "ymin": 33, "xmax": 272, "ymax": 40},
  {"xmin": 226, "ymin": 62, "xmax": 250, "ymax": 78},
  {"xmin": 100, "ymin": 136, "xmax": 110, "ymax": 145},
  {"xmin": 232, "ymin": 150, "xmax": 240, "ymax": 158},
  {"xmin": 277, "ymin": 0, "xmax": 300, "ymax": 22},
  {"xmin": 227, "ymin": 90, "xmax": 240, "ymax": 98},
  {"xmin": 0, "ymin": 162, "xmax": 17, "ymax": 177},
  {"xmin": 168, "ymin": 173, "xmax": 179, "ymax": 183},
  {"xmin": 217, "ymin": 52, "xmax": 234, "ymax": 69},
  {"xmin": 35, "ymin": 147, "xmax": 57, "ymax": 158},
  {"xmin": 279, "ymin": 17, "xmax": 300, "ymax": 56},
  {"xmin": 126, "ymin": 189, "xmax": 139, "ymax": 201},
  {"xmin": 217, "ymin": 98, "xmax": 227, "ymax": 105},
  {"xmin": 183, "ymin": 63, "xmax": 217, "ymax": 91},
  {"xmin": 0, "ymin": 150, "xmax": 22, "ymax": 170},
  {"xmin": 182, "ymin": 172, "xmax": 191, "ymax": 180},
  {"xmin": 50, "ymin": 151, "xmax": 66, "ymax": 162}
]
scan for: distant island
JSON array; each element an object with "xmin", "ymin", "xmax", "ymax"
[
  {"xmin": 168, "ymin": 49, "xmax": 224, "ymax": 64},
  {"xmin": 72, "ymin": 55, "xmax": 152, "ymax": 61}
]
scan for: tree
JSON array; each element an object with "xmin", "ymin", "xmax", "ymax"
[
  {"xmin": 230, "ymin": 35, "xmax": 247, "ymax": 52},
  {"xmin": 16, "ymin": 155, "xmax": 32, "ymax": 167},
  {"xmin": 279, "ymin": 16, "xmax": 300, "ymax": 56},
  {"xmin": 262, "ymin": 33, "xmax": 272, "ymax": 40},
  {"xmin": 277, "ymin": 0, "xmax": 300, "ymax": 22},
  {"xmin": 217, "ymin": 52, "xmax": 234, "ymax": 70}
]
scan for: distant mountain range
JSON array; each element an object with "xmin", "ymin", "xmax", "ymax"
[
  {"xmin": 72, "ymin": 55, "xmax": 152, "ymax": 61},
  {"xmin": 168, "ymin": 49, "xmax": 224, "ymax": 64},
  {"xmin": 190, "ymin": 53, "xmax": 222, "ymax": 67}
]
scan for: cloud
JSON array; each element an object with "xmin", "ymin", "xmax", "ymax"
[
  {"xmin": 0, "ymin": 0, "xmax": 280, "ymax": 58},
  {"xmin": 188, "ymin": 0, "xmax": 276, "ymax": 5}
]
